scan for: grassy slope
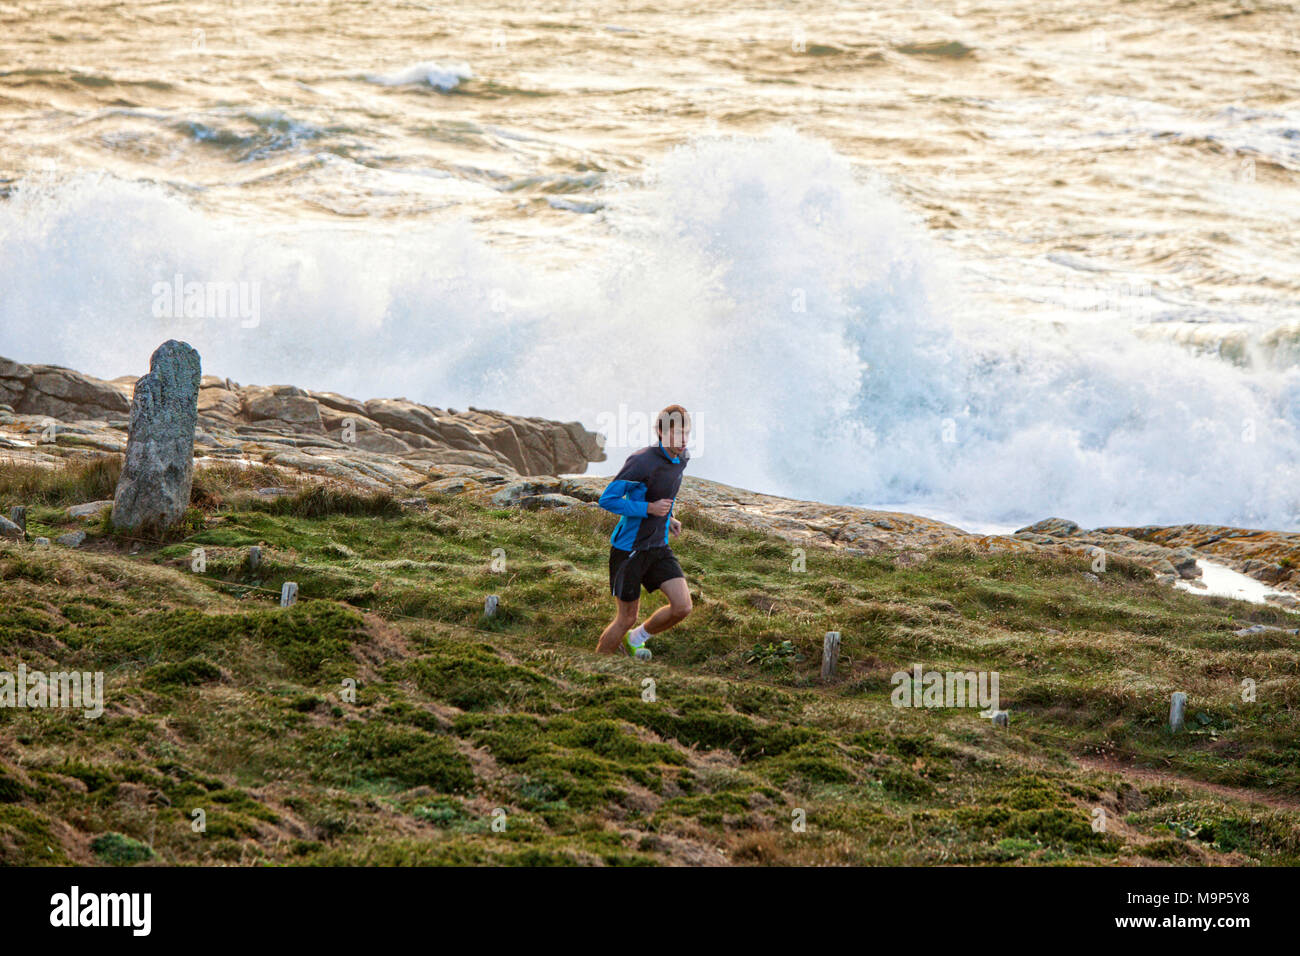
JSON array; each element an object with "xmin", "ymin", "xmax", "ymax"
[{"xmin": 2, "ymin": 462, "xmax": 1299, "ymax": 866}]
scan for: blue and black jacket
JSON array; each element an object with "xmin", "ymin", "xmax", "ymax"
[{"xmin": 598, "ymin": 442, "xmax": 690, "ymax": 550}]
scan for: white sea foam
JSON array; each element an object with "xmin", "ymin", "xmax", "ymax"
[
  {"xmin": 2, "ymin": 131, "xmax": 1299, "ymax": 530},
  {"xmin": 363, "ymin": 61, "xmax": 472, "ymax": 90},
  {"xmin": 1175, "ymin": 560, "xmax": 1296, "ymax": 607}
]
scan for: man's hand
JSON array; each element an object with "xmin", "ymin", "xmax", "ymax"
[
  {"xmin": 669, "ymin": 517, "xmax": 682, "ymax": 537},
  {"xmin": 647, "ymin": 499, "xmax": 672, "ymax": 517}
]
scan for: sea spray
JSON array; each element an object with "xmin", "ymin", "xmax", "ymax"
[{"xmin": 2, "ymin": 131, "xmax": 1298, "ymax": 529}]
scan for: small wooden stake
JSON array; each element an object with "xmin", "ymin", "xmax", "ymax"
[
  {"xmin": 821, "ymin": 631, "xmax": 841, "ymax": 679},
  {"xmin": 484, "ymin": 594, "xmax": 500, "ymax": 618},
  {"xmin": 280, "ymin": 581, "xmax": 298, "ymax": 608},
  {"xmin": 1169, "ymin": 692, "xmax": 1187, "ymax": 732}
]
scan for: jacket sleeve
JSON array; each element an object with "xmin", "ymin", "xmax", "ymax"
[
  {"xmin": 599, "ymin": 478, "xmax": 649, "ymax": 517},
  {"xmin": 599, "ymin": 455, "xmax": 650, "ymax": 517}
]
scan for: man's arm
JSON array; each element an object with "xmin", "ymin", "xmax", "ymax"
[{"xmin": 598, "ymin": 478, "xmax": 650, "ymax": 518}]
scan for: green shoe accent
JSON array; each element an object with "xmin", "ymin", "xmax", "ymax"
[{"xmin": 623, "ymin": 634, "xmax": 652, "ymax": 660}]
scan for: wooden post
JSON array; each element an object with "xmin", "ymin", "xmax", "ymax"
[
  {"xmin": 821, "ymin": 631, "xmax": 841, "ymax": 679},
  {"xmin": 248, "ymin": 545, "xmax": 261, "ymax": 571},
  {"xmin": 1169, "ymin": 692, "xmax": 1187, "ymax": 732},
  {"xmin": 484, "ymin": 594, "xmax": 500, "ymax": 618},
  {"xmin": 280, "ymin": 581, "xmax": 298, "ymax": 608}
]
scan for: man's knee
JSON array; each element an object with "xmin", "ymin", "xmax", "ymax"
[{"xmin": 670, "ymin": 597, "xmax": 693, "ymax": 620}]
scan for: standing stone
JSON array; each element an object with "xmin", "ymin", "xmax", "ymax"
[
  {"xmin": 1169, "ymin": 692, "xmax": 1187, "ymax": 732},
  {"xmin": 9, "ymin": 506, "xmax": 26, "ymax": 534},
  {"xmin": 110, "ymin": 341, "xmax": 201, "ymax": 533},
  {"xmin": 820, "ymin": 631, "xmax": 841, "ymax": 679}
]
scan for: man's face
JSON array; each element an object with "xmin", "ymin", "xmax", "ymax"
[{"xmin": 661, "ymin": 422, "xmax": 690, "ymax": 452}]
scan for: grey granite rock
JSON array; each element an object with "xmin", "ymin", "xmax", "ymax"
[{"xmin": 111, "ymin": 340, "xmax": 202, "ymax": 532}]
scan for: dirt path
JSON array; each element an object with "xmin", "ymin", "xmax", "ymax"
[{"xmin": 1077, "ymin": 755, "xmax": 1300, "ymax": 813}]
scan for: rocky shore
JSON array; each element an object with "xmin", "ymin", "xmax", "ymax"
[
  {"xmin": 2, "ymin": 352, "xmax": 1297, "ymax": 607},
  {"xmin": 0, "ymin": 354, "xmax": 604, "ymax": 487}
]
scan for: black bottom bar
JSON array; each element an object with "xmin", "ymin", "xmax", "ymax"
[{"xmin": 1, "ymin": 865, "xmax": 1274, "ymax": 942}]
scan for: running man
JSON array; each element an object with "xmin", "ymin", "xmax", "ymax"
[{"xmin": 595, "ymin": 405, "xmax": 692, "ymax": 657}]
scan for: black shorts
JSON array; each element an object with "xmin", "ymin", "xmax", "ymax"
[{"xmin": 609, "ymin": 546, "xmax": 684, "ymax": 602}]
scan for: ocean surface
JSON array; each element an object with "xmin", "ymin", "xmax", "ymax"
[{"xmin": 1, "ymin": 0, "xmax": 1298, "ymax": 529}]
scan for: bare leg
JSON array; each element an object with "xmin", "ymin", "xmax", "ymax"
[
  {"xmin": 596, "ymin": 597, "xmax": 641, "ymax": 654},
  {"xmin": 640, "ymin": 577, "xmax": 692, "ymax": 636}
]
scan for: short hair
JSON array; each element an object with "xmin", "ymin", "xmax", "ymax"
[{"xmin": 656, "ymin": 404, "xmax": 690, "ymax": 436}]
